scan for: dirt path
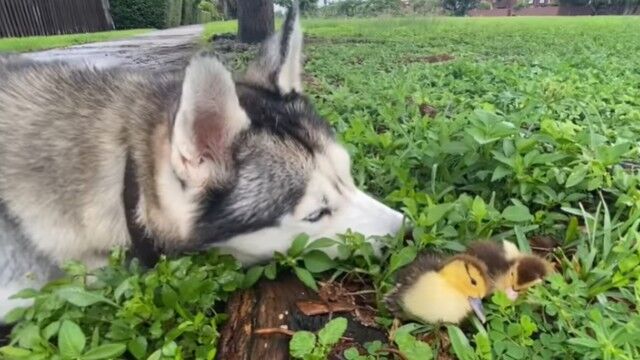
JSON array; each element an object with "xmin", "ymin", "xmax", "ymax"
[{"xmin": 23, "ymin": 25, "xmax": 203, "ymax": 71}]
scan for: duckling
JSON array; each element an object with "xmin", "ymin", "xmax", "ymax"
[
  {"xmin": 384, "ymin": 252, "xmax": 491, "ymax": 324},
  {"xmin": 465, "ymin": 240, "xmax": 553, "ymax": 301}
]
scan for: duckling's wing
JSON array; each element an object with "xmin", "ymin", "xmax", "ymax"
[
  {"xmin": 396, "ymin": 252, "xmax": 443, "ymax": 283},
  {"xmin": 384, "ymin": 252, "xmax": 442, "ymax": 317}
]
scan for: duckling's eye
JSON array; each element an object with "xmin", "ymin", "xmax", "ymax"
[{"xmin": 470, "ymin": 278, "xmax": 477, "ymax": 286}]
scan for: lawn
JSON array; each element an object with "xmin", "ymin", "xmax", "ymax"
[
  {"xmin": 3, "ymin": 16, "xmax": 640, "ymax": 360},
  {"xmin": 0, "ymin": 29, "xmax": 150, "ymax": 53}
]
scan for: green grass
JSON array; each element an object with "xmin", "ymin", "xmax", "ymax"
[
  {"xmin": 201, "ymin": 20, "xmax": 239, "ymax": 43},
  {"xmin": 4, "ymin": 17, "xmax": 640, "ymax": 360},
  {"xmin": 0, "ymin": 29, "xmax": 150, "ymax": 53}
]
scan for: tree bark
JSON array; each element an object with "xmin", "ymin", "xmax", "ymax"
[
  {"xmin": 237, "ymin": 0, "xmax": 275, "ymax": 44},
  {"xmin": 216, "ymin": 274, "xmax": 387, "ymax": 360}
]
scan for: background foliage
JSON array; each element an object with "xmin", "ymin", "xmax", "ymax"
[
  {"xmin": 110, "ymin": 0, "xmax": 221, "ymax": 29},
  {"xmin": 3, "ymin": 16, "xmax": 640, "ymax": 360}
]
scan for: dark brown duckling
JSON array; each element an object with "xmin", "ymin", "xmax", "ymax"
[{"xmin": 465, "ymin": 240, "xmax": 553, "ymax": 301}]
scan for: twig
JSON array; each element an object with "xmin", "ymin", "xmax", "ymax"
[
  {"xmin": 344, "ymin": 289, "xmax": 377, "ymax": 296},
  {"xmin": 378, "ymin": 348, "xmax": 408, "ymax": 360},
  {"xmin": 254, "ymin": 327, "xmax": 295, "ymax": 337},
  {"xmin": 530, "ymin": 246, "xmax": 555, "ymax": 252},
  {"xmin": 296, "ymin": 300, "xmax": 356, "ymax": 316}
]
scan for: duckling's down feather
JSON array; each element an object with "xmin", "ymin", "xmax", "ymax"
[
  {"xmin": 465, "ymin": 241, "xmax": 513, "ymax": 278},
  {"xmin": 384, "ymin": 252, "xmax": 443, "ymax": 317}
]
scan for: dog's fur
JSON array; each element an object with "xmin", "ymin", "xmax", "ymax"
[{"xmin": 0, "ymin": 7, "xmax": 403, "ymax": 319}]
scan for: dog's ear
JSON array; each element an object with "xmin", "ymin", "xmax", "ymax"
[
  {"xmin": 244, "ymin": 4, "xmax": 303, "ymax": 95},
  {"xmin": 171, "ymin": 52, "xmax": 249, "ymax": 188}
]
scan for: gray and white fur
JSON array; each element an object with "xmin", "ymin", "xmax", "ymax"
[{"xmin": 0, "ymin": 6, "xmax": 404, "ymax": 319}]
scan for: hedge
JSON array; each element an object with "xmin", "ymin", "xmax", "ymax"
[
  {"xmin": 110, "ymin": 0, "xmax": 183, "ymax": 29},
  {"xmin": 109, "ymin": 0, "xmax": 220, "ymax": 29},
  {"xmin": 181, "ymin": 0, "xmax": 198, "ymax": 25}
]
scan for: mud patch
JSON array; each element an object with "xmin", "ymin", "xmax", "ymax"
[
  {"xmin": 205, "ymin": 32, "xmax": 259, "ymax": 72},
  {"xmin": 305, "ymin": 35, "xmax": 389, "ymax": 45},
  {"xmin": 302, "ymin": 73, "xmax": 324, "ymax": 92},
  {"xmin": 419, "ymin": 103, "xmax": 438, "ymax": 118},
  {"xmin": 405, "ymin": 53, "xmax": 456, "ymax": 64}
]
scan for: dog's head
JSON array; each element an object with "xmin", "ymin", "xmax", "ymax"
[{"xmin": 165, "ymin": 6, "xmax": 403, "ymax": 264}]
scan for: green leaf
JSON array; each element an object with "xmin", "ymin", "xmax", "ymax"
[
  {"xmin": 514, "ymin": 226, "xmax": 531, "ymax": 254},
  {"xmin": 242, "ymin": 266, "xmax": 264, "ymax": 288},
  {"xmin": 288, "ymin": 233, "xmax": 310, "ymax": 257},
  {"xmin": 294, "ymin": 267, "xmax": 318, "ymax": 291},
  {"xmin": 303, "ymin": 250, "xmax": 337, "ymax": 273},
  {"xmin": 161, "ymin": 285, "xmax": 178, "ymax": 308},
  {"xmin": 146, "ymin": 349, "xmax": 161, "ymax": 360},
  {"xmin": 3, "ymin": 307, "xmax": 26, "ymax": 323},
  {"xmin": 55, "ymin": 286, "xmax": 118, "ymax": 307},
  {"xmin": 388, "ymin": 245, "xmax": 417, "ymax": 273},
  {"xmin": 90, "ymin": 327, "xmax": 100, "ymax": 350},
  {"xmin": 8, "ymin": 288, "xmax": 40, "ymax": 299},
  {"xmin": 113, "ymin": 277, "xmax": 134, "ymax": 301},
  {"xmin": 128, "ymin": 337, "xmax": 148, "ymax": 360},
  {"xmin": 394, "ymin": 325, "xmax": 433, "ymax": 360},
  {"xmin": 306, "ymin": 238, "xmax": 338, "ymax": 250},
  {"xmin": 491, "ymin": 165, "xmax": 512, "ymax": 181},
  {"xmin": 337, "ymin": 244, "xmax": 351, "ymax": 260},
  {"xmin": 15, "ymin": 324, "xmax": 42, "ymax": 349},
  {"xmin": 565, "ymin": 166, "xmax": 587, "ymax": 188},
  {"xmin": 0, "ymin": 346, "xmax": 32, "ymax": 358},
  {"xmin": 161, "ymin": 341, "xmax": 177, "ymax": 356},
  {"xmin": 289, "ymin": 331, "xmax": 316, "ymax": 359},
  {"xmin": 82, "ymin": 343, "xmax": 127, "ymax": 360},
  {"xmin": 471, "ymin": 196, "xmax": 487, "ymax": 222},
  {"xmin": 59, "ymin": 320, "xmax": 86, "ymax": 359},
  {"xmin": 467, "ymin": 127, "xmax": 500, "ymax": 145},
  {"xmin": 264, "ymin": 262, "xmax": 278, "ymax": 280},
  {"xmin": 343, "ymin": 347, "xmax": 362, "ymax": 360},
  {"xmin": 43, "ymin": 321, "xmax": 61, "ymax": 340},
  {"xmin": 567, "ymin": 337, "xmax": 600, "ymax": 348},
  {"xmin": 426, "ymin": 203, "xmax": 453, "ymax": 226},
  {"xmin": 473, "ymin": 332, "xmax": 492, "ymax": 360},
  {"xmin": 502, "ymin": 204, "xmax": 533, "ymax": 223},
  {"xmin": 318, "ymin": 317, "xmax": 348, "ymax": 347},
  {"xmin": 447, "ymin": 325, "xmax": 474, "ymax": 360}
]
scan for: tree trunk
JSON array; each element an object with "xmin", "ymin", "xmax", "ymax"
[
  {"xmin": 216, "ymin": 274, "xmax": 387, "ymax": 360},
  {"xmin": 237, "ymin": 0, "xmax": 274, "ymax": 44}
]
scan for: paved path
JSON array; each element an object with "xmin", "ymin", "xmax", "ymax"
[{"xmin": 23, "ymin": 25, "xmax": 204, "ymax": 70}]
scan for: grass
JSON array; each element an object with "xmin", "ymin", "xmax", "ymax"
[
  {"xmin": 4, "ymin": 16, "xmax": 640, "ymax": 360},
  {"xmin": 0, "ymin": 29, "xmax": 150, "ymax": 53},
  {"xmin": 200, "ymin": 20, "xmax": 240, "ymax": 43}
]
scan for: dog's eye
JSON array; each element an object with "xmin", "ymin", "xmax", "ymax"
[{"xmin": 304, "ymin": 208, "xmax": 332, "ymax": 222}]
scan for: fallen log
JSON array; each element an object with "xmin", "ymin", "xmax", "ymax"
[{"xmin": 216, "ymin": 273, "xmax": 388, "ymax": 360}]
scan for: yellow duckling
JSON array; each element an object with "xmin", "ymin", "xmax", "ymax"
[
  {"xmin": 465, "ymin": 240, "xmax": 553, "ymax": 301},
  {"xmin": 385, "ymin": 252, "xmax": 491, "ymax": 324}
]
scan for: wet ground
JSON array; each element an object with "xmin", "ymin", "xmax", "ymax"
[{"xmin": 22, "ymin": 25, "xmax": 204, "ymax": 71}]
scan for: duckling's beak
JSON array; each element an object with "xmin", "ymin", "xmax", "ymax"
[
  {"xmin": 506, "ymin": 287, "xmax": 519, "ymax": 301},
  {"xmin": 468, "ymin": 297, "xmax": 486, "ymax": 323}
]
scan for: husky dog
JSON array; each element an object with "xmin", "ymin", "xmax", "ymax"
[{"xmin": 0, "ymin": 7, "xmax": 404, "ymax": 319}]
